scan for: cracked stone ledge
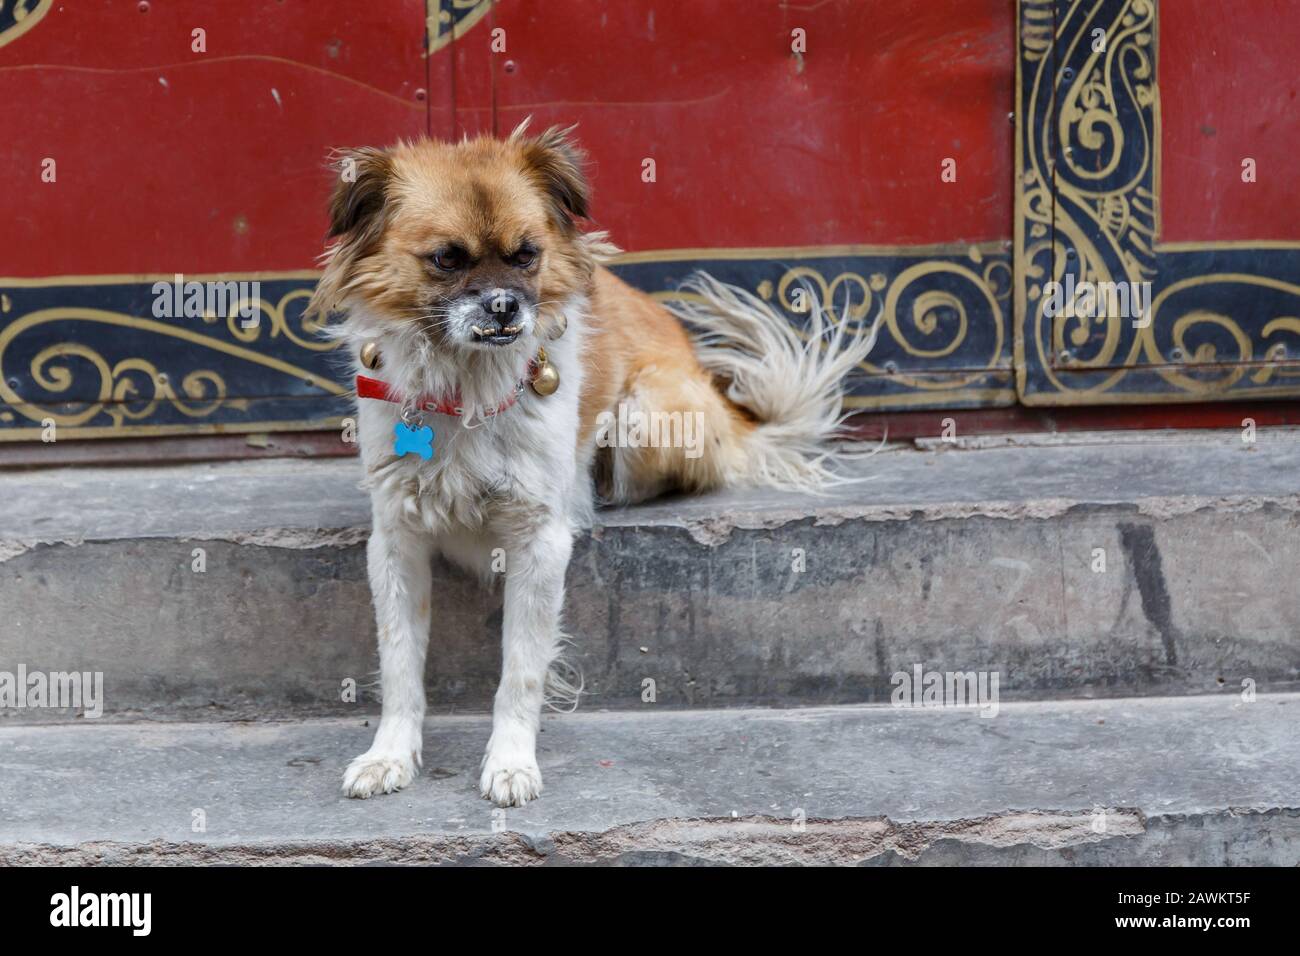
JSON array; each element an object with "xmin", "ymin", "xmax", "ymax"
[
  {"xmin": 1, "ymin": 809, "xmax": 1154, "ymax": 866},
  {"xmin": 180, "ymin": 526, "xmax": 371, "ymax": 550},
  {"xmin": 608, "ymin": 494, "xmax": 1300, "ymax": 547},
  {"xmin": 4, "ymin": 495, "xmax": 1298, "ymax": 555},
  {"xmin": 9, "ymin": 808, "xmax": 1297, "ymax": 867},
  {"xmin": 0, "ymin": 527, "xmax": 368, "ymax": 561}
]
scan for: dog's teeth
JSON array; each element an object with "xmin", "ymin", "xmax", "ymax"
[{"xmin": 471, "ymin": 326, "xmax": 486, "ymax": 336}]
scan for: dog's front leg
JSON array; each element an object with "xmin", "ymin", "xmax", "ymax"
[
  {"xmin": 342, "ymin": 519, "xmax": 433, "ymax": 798},
  {"xmin": 480, "ymin": 513, "xmax": 573, "ymax": 806}
]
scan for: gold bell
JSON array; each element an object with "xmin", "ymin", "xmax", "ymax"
[
  {"xmin": 530, "ymin": 347, "xmax": 560, "ymax": 396},
  {"xmin": 360, "ymin": 341, "xmax": 382, "ymax": 370}
]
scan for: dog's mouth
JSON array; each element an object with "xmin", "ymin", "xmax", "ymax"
[{"xmin": 470, "ymin": 324, "xmax": 522, "ymax": 346}]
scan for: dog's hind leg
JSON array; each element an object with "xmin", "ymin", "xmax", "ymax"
[
  {"xmin": 479, "ymin": 507, "xmax": 574, "ymax": 806},
  {"xmin": 598, "ymin": 364, "xmax": 753, "ymax": 505},
  {"xmin": 342, "ymin": 519, "xmax": 433, "ymax": 798}
]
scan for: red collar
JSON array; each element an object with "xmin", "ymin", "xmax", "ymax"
[{"xmin": 356, "ymin": 360, "xmax": 537, "ymax": 419}]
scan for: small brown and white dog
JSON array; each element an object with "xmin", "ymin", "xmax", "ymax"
[{"xmin": 307, "ymin": 121, "xmax": 873, "ymax": 806}]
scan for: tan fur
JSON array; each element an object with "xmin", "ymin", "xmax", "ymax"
[
  {"xmin": 315, "ymin": 124, "xmax": 872, "ymax": 805},
  {"xmin": 309, "ymin": 124, "xmax": 757, "ymax": 507},
  {"xmin": 310, "ymin": 133, "xmax": 592, "ymax": 344},
  {"xmin": 581, "ymin": 267, "xmax": 755, "ymax": 502}
]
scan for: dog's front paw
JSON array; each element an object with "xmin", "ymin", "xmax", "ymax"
[
  {"xmin": 342, "ymin": 750, "xmax": 419, "ymax": 799},
  {"xmin": 479, "ymin": 753, "xmax": 543, "ymax": 807}
]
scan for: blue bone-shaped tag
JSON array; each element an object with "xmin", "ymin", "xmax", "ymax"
[{"xmin": 393, "ymin": 422, "xmax": 434, "ymax": 459}]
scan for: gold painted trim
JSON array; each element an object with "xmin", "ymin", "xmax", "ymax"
[
  {"xmin": 1156, "ymin": 241, "xmax": 1300, "ymax": 253},
  {"xmin": 1, "ymin": 242, "xmax": 1018, "ymax": 439},
  {"xmin": 0, "ymin": 417, "xmax": 347, "ymax": 442},
  {"xmin": 649, "ymin": 249, "xmax": 1013, "ymax": 394},
  {"xmin": 3, "ymin": 248, "xmax": 1011, "ymax": 286},
  {"xmin": 1018, "ymin": 383, "xmax": 1300, "ymax": 408},
  {"xmin": 3, "ymin": 248, "xmax": 1015, "ymax": 285},
  {"xmin": 0, "ymin": 308, "xmax": 348, "ymax": 394},
  {"xmin": 1014, "ymin": 0, "xmax": 1300, "ymax": 406},
  {"xmin": 845, "ymin": 388, "xmax": 1016, "ymax": 411},
  {"xmin": 626, "ymin": 242, "xmax": 1017, "ymax": 405},
  {"xmin": 0, "ymin": 307, "xmax": 348, "ymax": 430},
  {"xmin": 613, "ymin": 242, "xmax": 1008, "ymax": 266},
  {"xmin": 427, "ymin": 0, "xmax": 495, "ymax": 56},
  {"xmin": 1012, "ymin": 0, "xmax": 1037, "ymax": 402},
  {"xmin": 0, "ymin": 0, "xmax": 52, "ymax": 50},
  {"xmin": 0, "ymin": 271, "xmax": 321, "ymax": 287}
]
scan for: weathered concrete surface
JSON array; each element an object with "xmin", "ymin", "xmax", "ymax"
[
  {"xmin": 1, "ymin": 694, "xmax": 1296, "ymax": 865},
  {"xmin": 1, "ymin": 431, "xmax": 1299, "ymax": 718}
]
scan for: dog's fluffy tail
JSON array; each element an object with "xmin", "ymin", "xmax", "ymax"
[{"xmin": 670, "ymin": 272, "xmax": 879, "ymax": 494}]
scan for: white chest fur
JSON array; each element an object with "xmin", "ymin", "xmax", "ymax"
[{"xmin": 353, "ymin": 306, "xmax": 587, "ymax": 537}]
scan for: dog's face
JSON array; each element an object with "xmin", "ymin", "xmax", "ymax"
[{"xmin": 313, "ymin": 124, "xmax": 592, "ymax": 352}]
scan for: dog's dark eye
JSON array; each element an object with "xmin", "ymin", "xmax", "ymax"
[
  {"xmin": 431, "ymin": 248, "xmax": 465, "ymax": 271},
  {"xmin": 509, "ymin": 248, "xmax": 537, "ymax": 268}
]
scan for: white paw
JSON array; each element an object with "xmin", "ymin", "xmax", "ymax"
[
  {"xmin": 342, "ymin": 750, "xmax": 419, "ymax": 799},
  {"xmin": 479, "ymin": 754, "xmax": 543, "ymax": 807}
]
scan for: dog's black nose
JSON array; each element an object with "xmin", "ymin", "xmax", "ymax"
[{"xmin": 481, "ymin": 290, "xmax": 520, "ymax": 319}]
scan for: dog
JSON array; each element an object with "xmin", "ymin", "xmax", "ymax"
[{"xmin": 307, "ymin": 121, "xmax": 874, "ymax": 806}]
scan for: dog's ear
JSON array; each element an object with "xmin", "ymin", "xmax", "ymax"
[
  {"xmin": 518, "ymin": 124, "xmax": 590, "ymax": 228},
  {"xmin": 307, "ymin": 147, "xmax": 393, "ymax": 319},
  {"xmin": 326, "ymin": 146, "xmax": 393, "ymax": 242}
]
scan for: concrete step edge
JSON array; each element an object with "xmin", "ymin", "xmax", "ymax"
[{"xmin": 3, "ymin": 694, "xmax": 1297, "ymax": 865}]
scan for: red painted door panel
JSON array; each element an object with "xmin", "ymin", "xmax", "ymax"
[
  {"xmin": 444, "ymin": 0, "xmax": 1013, "ymax": 250},
  {"xmin": 1161, "ymin": 0, "xmax": 1300, "ymax": 244},
  {"xmin": 1014, "ymin": 0, "xmax": 1300, "ymax": 406},
  {"xmin": 1, "ymin": 0, "xmax": 1021, "ymax": 445},
  {"xmin": 24, "ymin": 2, "xmax": 1294, "ymax": 441},
  {"xmin": 441, "ymin": 0, "xmax": 1018, "ymax": 415},
  {"xmin": 2, "ymin": 0, "xmax": 428, "ymax": 276}
]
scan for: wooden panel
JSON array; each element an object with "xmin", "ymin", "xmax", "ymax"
[
  {"xmin": 442, "ymin": 0, "xmax": 1013, "ymax": 249},
  {"xmin": 1014, "ymin": 0, "xmax": 1300, "ymax": 406},
  {"xmin": 1, "ymin": 0, "xmax": 1022, "ymax": 445},
  {"xmin": 0, "ymin": 0, "xmax": 1021, "ymax": 444},
  {"xmin": 0, "ymin": 274, "xmax": 344, "ymax": 441},
  {"xmin": 442, "ymin": 0, "xmax": 1018, "ymax": 411},
  {"xmin": 1, "ymin": 0, "xmax": 428, "ymax": 275},
  {"xmin": 0, "ymin": 0, "xmax": 426, "ymax": 440},
  {"xmin": 1160, "ymin": 0, "xmax": 1300, "ymax": 243},
  {"xmin": 614, "ymin": 246, "xmax": 1014, "ymax": 412}
]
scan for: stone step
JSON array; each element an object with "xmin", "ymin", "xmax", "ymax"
[
  {"xmin": 1, "ymin": 694, "xmax": 1296, "ymax": 865},
  {"xmin": 1, "ymin": 429, "xmax": 1298, "ymax": 720}
]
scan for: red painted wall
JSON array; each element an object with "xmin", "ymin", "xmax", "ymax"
[
  {"xmin": 1, "ymin": 0, "xmax": 427, "ymax": 277},
  {"xmin": 1159, "ymin": 0, "xmax": 1300, "ymax": 243},
  {"xmin": 450, "ymin": 0, "xmax": 1014, "ymax": 251},
  {"xmin": 2, "ymin": 0, "xmax": 1013, "ymax": 279}
]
